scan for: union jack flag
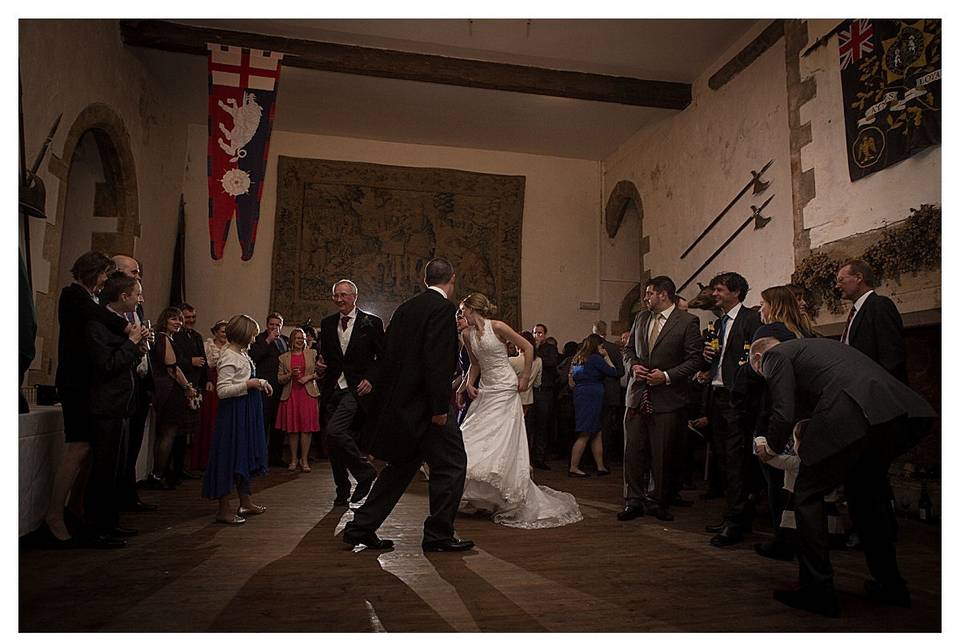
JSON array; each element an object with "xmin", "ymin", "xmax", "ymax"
[{"xmin": 838, "ymin": 19, "xmax": 875, "ymax": 70}]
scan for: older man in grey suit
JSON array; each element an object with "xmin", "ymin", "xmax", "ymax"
[
  {"xmin": 751, "ymin": 337, "xmax": 935, "ymax": 617},
  {"xmin": 620, "ymin": 276, "xmax": 703, "ymax": 522}
]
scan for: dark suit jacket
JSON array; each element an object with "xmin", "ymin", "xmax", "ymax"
[
  {"xmin": 248, "ymin": 331, "xmax": 288, "ymax": 385},
  {"xmin": 535, "ymin": 342, "xmax": 561, "ymax": 390},
  {"xmin": 172, "ymin": 327, "xmax": 207, "ymax": 388},
  {"xmin": 761, "ymin": 338, "xmax": 936, "ymax": 465},
  {"xmin": 85, "ymin": 315, "xmax": 143, "ymax": 418},
  {"xmin": 319, "ymin": 308, "xmax": 385, "ymax": 403},
  {"xmin": 710, "ymin": 304, "xmax": 762, "ymax": 391},
  {"xmin": 368, "ymin": 290, "xmax": 458, "ymax": 463},
  {"xmin": 600, "ymin": 338, "xmax": 626, "ymax": 406},
  {"xmin": 847, "ymin": 291, "xmax": 907, "ymax": 382},
  {"xmin": 624, "ymin": 307, "xmax": 703, "ymax": 413},
  {"xmin": 56, "ymin": 283, "xmax": 128, "ymax": 392}
]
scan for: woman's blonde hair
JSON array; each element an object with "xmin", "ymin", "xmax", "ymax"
[
  {"xmin": 225, "ymin": 314, "xmax": 260, "ymax": 347},
  {"xmin": 288, "ymin": 327, "xmax": 306, "ymax": 351},
  {"xmin": 761, "ymin": 286, "xmax": 814, "ymax": 338},
  {"xmin": 459, "ymin": 292, "xmax": 498, "ymax": 318}
]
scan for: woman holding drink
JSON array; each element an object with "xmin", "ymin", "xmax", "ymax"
[{"xmin": 276, "ymin": 328, "xmax": 324, "ymax": 472}]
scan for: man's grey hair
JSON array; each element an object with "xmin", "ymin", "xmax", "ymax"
[{"xmin": 331, "ymin": 279, "xmax": 359, "ymax": 295}]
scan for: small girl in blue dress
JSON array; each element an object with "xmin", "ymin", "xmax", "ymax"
[{"xmin": 202, "ymin": 314, "xmax": 272, "ymax": 525}]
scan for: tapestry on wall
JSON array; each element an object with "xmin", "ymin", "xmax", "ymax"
[
  {"xmin": 271, "ymin": 157, "xmax": 525, "ymax": 329},
  {"xmin": 207, "ymin": 44, "xmax": 284, "ymax": 261},
  {"xmin": 839, "ymin": 19, "xmax": 941, "ymax": 182}
]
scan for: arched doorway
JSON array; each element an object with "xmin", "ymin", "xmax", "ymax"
[
  {"xmin": 30, "ymin": 104, "xmax": 140, "ymax": 385},
  {"xmin": 604, "ymin": 180, "xmax": 649, "ymax": 332}
]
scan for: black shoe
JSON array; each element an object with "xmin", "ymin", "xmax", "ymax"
[
  {"xmin": 422, "ymin": 538, "xmax": 475, "ymax": 552},
  {"xmin": 773, "ymin": 586, "xmax": 841, "ymax": 618},
  {"xmin": 81, "ymin": 534, "xmax": 127, "ymax": 549},
  {"xmin": 670, "ymin": 497, "xmax": 693, "ymax": 507},
  {"xmin": 705, "ymin": 522, "xmax": 724, "ymax": 534},
  {"xmin": 343, "ymin": 529, "xmax": 394, "ymax": 550},
  {"xmin": 333, "ymin": 496, "xmax": 350, "ymax": 507},
  {"xmin": 755, "ymin": 541, "xmax": 795, "ymax": 561},
  {"xmin": 532, "ymin": 461, "xmax": 551, "ymax": 471},
  {"xmin": 863, "ymin": 579, "xmax": 912, "ymax": 608},
  {"xmin": 595, "ymin": 469, "xmax": 612, "ymax": 477},
  {"xmin": 121, "ymin": 500, "xmax": 158, "ymax": 513},
  {"xmin": 616, "ymin": 505, "xmax": 645, "ymax": 521},
  {"xmin": 710, "ymin": 527, "xmax": 743, "ymax": 547},
  {"xmin": 111, "ymin": 526, "xmax": 138, "ymax": 538},
  {"xmin": 350, "ymin": 472, "xmax": 377, "ymax": 503},
  {"xmin": 180, "ymin": 470, "xmax": 201, "ymax": 480},
  {"xmin": 654, "ymin": 507, "xmax": 675, "ymax": 522}
]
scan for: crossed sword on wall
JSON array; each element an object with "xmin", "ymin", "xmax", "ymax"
[{"xmin": 677, "ymin": 159, "xmax": 775, "ymax": 293}]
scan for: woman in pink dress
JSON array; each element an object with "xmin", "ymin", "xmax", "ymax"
[
  {"xmin": 275, "ymin": 328, "xmax": 324, "ymax": 471},
  {"xmin": 193, "ymin": 320, "xmax": 228, "ymax": 471}
]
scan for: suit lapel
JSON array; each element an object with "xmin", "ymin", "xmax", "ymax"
[
  {"xmin": 848, "ymin": 293, "xmax": 872, "ymax": 343},
  {"xmin": 637, "ymin": 311, "xmax": 652, "ymax": 359},
  {"xmin": 651, "ymin": 309, "xmax": 682, "ymax": 352},
  {"xmin": 344, "ymin": 310, "xmax": 364, "ymax": 357}
]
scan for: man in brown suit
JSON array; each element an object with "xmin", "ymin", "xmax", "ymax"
[{"xmin": 620, "ymin": 276, "xmax": 703, "ymax": 521}]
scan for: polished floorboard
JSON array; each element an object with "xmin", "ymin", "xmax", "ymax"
[{"xmin": 20, "ymin": 461, "xmax": 940, "ymax": 632}]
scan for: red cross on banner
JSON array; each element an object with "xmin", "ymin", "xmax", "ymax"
[
  {"xmin": 838, "ymin": 19, "xmax": 875, "ymax": 70},
  {"xmin": 206, "ymin": 43, "xmax": 284, "ymax": 261}
]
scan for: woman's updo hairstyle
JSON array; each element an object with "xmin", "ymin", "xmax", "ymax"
[{"xmin": 459, "ymin": 292, "xmax": 498, "ymax": 319}]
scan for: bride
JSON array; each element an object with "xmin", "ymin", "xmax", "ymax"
[{"xmin": 456, "ymin": 293, "xmax": 582, "ymax": 529}]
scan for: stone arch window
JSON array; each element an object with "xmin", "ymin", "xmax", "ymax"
[
  {"xmin": 605, "ymin": 180, "xmax": 650, "ymax": 329},
  {"xmin": 30, "ymin": 103, "xmax": 140, "ymax": 385}
]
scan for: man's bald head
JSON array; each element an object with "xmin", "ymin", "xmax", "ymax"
[
  {"xmin": 112, "ymin": 255, "xmax": 142, "ymax": 281},
  {"xmin": 749, "ymin": 336, "xmax": 781, "ymax": 375}
]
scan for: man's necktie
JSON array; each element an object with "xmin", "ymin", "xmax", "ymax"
[
  {"xmin": 710, "ymin": 314, "xmax": 730, "ymax": 378},
  {"xmin": 340, "ymin": 315, "xmax": 350, "ymax": 331},
  {"xmin": 840, "ymin": 305, "xmax": 856, "ymax": 344}
]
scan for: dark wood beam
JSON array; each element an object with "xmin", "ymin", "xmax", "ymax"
[
  {"xmin": 708, "ymin": 19, "xmax": 785, "ymax": 91},
  {"xmin": 119, "ymin": 20, "xmax": 691, "ymax": 110}
]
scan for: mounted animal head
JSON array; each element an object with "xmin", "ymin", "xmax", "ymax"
[{"xmin": 686, "ymin": 283, "xmax": 722, "ymax": 318}]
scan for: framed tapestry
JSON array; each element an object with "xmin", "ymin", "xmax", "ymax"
[{"xmin": 271, "ymin": 157, "xmax": 526, "ymax": 329}]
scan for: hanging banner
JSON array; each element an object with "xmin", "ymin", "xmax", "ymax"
[
  {"xmin": 838, "ymin": 19, "xmax": 941, "ymax": 182},
  {"xmin": 207, "ymin": 44, "xmax": 283, "ymax": 260}
]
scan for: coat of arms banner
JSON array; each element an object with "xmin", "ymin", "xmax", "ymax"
[{"xmin": 839, "ymin": 19, "xmax": 941, "ymax": 182}]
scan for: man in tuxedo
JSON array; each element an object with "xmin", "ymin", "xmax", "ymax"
[
  {"xmin": 529, "ymin": 323, "xmax": 559, "ymax": 469},
  {"xmin": 318, "ymin": 280, "xmax": 383, "ymax": 505},
  {"xmin": 343, "ymin": 257, "xmax": 473, "ymax": 553},
  {"xmin": 112, "ymin": 254, "xmax": 157, "ymax": 513},
  {"xmin": 702, "ymin": 271, "xmax": 762, "ymax": 546},
  {"xmin": 249, "ymin": 312, "xmax": 288, "ymax": 466},
  {"xmin": 85, "ymin": 272, "xmax": 151, "ymax": 548},
  {"xmin": 171, "ymin": 302, "xmax": 207, "ymax": 480},
  {"xmin": 621, "ymin": 276, "xmax": 703, "ymax": 522},
  {"xmin": 593, "ymin": 320, "xmax": 626, "ymax": 465},
  {"xmin": 835, "ymin": 259, "xmax": 907, "ymax": 381},
  {"xmin": 750, "ymin": 337, "xmax": 935, "ymax": 616}
]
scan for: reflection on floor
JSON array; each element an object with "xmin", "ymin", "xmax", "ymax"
[{"xmin": 20, "ymin": 461, "xmax": 941, "ymax": 632}]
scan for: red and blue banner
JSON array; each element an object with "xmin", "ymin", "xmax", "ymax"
[{"xmin": 207, "ymin": 44, "xmax": 283, "ymax": 260}]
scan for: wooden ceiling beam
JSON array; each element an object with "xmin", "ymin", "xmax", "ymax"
[{"xmin": 119, "ymin": 20, "xmax": 692, "ymax": 110}]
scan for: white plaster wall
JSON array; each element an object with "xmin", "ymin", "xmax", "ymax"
[
  {"xmin": 19, "ymin": 20, "xmax": 190, "ymax": 327},
  {"xmin": 181, "ymin": 127, "xmax": 602, "ymax": 345},
  {"xmin": 601, "ymin": 21, "xmax": 793, "ymax": 319},
  {"xmin": 799, "ymin": 19, "xmax": 941, "ymax": 249}
]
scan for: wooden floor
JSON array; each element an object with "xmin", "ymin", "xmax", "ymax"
[{"xmin": 20, "ymin": 460, "xmax": 940, "ymax": 632}]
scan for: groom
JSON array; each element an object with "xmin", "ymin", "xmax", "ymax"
[{"xmin": 343, "ymin": 257, "xmax": 474, "ymax": 552}]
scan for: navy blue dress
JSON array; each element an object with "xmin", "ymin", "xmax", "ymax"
[
  {"xmin": 202, "ymin": 367, "xmax": 269, "ymax": 499},
  {"xmin": 571, "ymin": 353, "xmax": 618, "ymax": 433}
]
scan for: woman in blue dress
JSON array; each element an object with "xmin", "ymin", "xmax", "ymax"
[
  {"xmin": 567, "ymin": 334, "xmax": 619, "ymax": 478},
  {"xmin": 202, "ymin": 314, "xmax": 272, "ymax": 525}
]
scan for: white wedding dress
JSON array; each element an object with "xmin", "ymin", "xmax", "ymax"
[{"xmin": 459, "ymin": 319, "xmax": 583, "ymax": 529}]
